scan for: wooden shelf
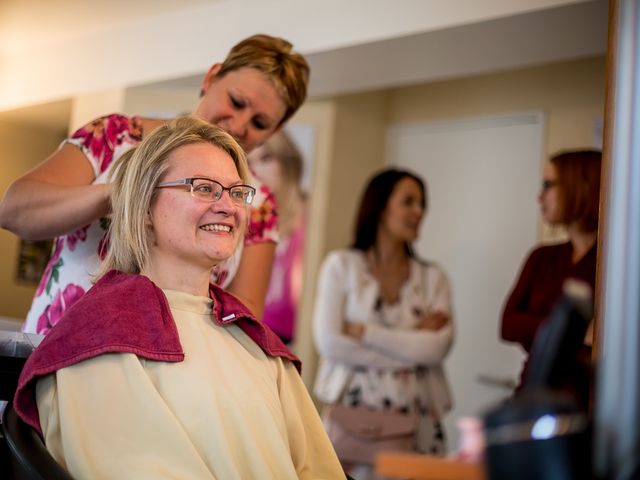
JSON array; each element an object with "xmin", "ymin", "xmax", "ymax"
[{"xmin": 375, "ymin": 452, "xmax": 486, "ymax": 480}]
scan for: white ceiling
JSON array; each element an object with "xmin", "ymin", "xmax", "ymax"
[
  {"xmin": 0, "ymin": 0, "xmax": 608, "ymax": 129},
  {"xmin": 0, "ymin": 0, "xmax": 217, "ymax": 51},
  {"xmin": 151, "ymin": 0, "xmax": 608, "ymax": 98}
]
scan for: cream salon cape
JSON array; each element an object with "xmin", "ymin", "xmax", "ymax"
[{"xmin": 16, "ymin": 271, "xmax": 345, "ymax": 480}]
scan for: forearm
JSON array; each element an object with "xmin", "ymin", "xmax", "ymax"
[
  {"xmin": 501, "ymin": 311, "xmax": 545, "ymax": 350},
  {"xmin": 501, "ymin": 249, "xmax": 544, "ymax": 349},
  {"xmin": 0, "ymin": 179, "xmax": 110, "ymax": 240},
  {"xmin": 315, "ymin": 332, "xmax": 409, "ymax": 369},
  {"xmin": 363, "ymin": 323, "xmax": 454, "ymax": 365}
]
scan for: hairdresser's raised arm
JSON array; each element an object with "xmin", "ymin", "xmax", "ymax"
[{"xmin": 0, "ymin": 144, "xmax": 111, "ymax": 240}]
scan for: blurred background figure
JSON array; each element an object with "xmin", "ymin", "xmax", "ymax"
[
  {"xmin": 248, "ymin": 130, "xmax": 306, "ymax": 345},
  {"xmin": 312, "ymin": 168, "xmax": 454, "ymax": 479},
  {"xmin": 501, "ymin": 149, "xmax": 602, "ymax": 407}
]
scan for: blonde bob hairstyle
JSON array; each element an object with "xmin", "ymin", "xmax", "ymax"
[{"xmin": 98, "ymin": 117, "xmax": 249, "ymax": 278}]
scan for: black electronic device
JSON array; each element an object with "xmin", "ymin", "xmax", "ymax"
[
  {"xmin": 523, "ymin": 279, "xmax": 594, "ymax": 393},
  {"xmin": 482, "ymin": 280, "xmax": 595, "ymax": 480}
]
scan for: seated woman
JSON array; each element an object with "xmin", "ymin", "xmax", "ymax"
[{"xmin": 13, "ymin": 117, "xmax": 344, "ymax": 480}]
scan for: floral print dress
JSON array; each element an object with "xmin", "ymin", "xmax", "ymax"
[{"xmin": 23, "ymin": 114, "xmax": 278, "ymax": 335}]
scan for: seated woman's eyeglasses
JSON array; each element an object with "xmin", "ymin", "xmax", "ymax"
[{"xmin": 156, "ymin": 177, "xmax": 255, "ymax": 205}]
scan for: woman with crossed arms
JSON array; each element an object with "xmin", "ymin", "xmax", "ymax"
[{"xmin": 313, "ymin": 168, "xmax": 454, "ymax": 478}]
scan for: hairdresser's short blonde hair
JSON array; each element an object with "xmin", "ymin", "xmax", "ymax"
[{"xmin": 100, "ymin": 117, "xmax": 248, "ymax": 277}]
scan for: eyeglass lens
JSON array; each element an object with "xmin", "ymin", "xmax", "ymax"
[
  {"xmin": 541, "ymin": 180, "xmax": 557, "ymax": 191},
  {"xmin": 192, "ymin": 179, "xmax": 254, "ymax": 205}
]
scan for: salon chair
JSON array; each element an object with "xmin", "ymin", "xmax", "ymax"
[{"xmin": 1, "ymin": 401, "xmax": 71, "ymax": 480}]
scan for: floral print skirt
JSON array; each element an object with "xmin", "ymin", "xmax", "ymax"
[{"xmin": 339, "ymin": 366, "xmax": 446, "ymax": 456}]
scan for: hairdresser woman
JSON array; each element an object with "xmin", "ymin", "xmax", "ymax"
[{"xmin": 0, "ymin": 34, "xmax": 309, "ymax": 332}]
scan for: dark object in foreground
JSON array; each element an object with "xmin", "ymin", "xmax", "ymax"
[
  {"xmin": 483, "ymin": 281, "xmax": 594, "ymax": 480},
  {"xmin": 2, "ymin": 401, "xmax": 72, "ymax": 480},
  {"xmin": 0, "ymin": 332, "xmax": 42, "ymax": 401}
]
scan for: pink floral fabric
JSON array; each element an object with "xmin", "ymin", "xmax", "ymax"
[
  {"xmin": 36, "ymin": 284, "xmax": 85, "ymax": 335},
  {"xmin": 23, "ymin": 114, "xmax": 278, "ymax": 334},
  {"xmin": 248, "ymin": 183, "xmax": 278, "ymax": 244}
]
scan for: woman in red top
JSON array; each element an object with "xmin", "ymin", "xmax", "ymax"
[{"xmin": 501, "ymin": 149, "xmax": 602, "ymax": 403}]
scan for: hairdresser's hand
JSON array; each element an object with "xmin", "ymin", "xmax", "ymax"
[
  {"xmin": 418, "ymin": 311, "xmax": 449, "ymax": 331},
  {"xmin": 343, "ymin": 323, "xmax": 365, "ymax": 340}
]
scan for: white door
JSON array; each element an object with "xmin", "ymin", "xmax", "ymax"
[{"xmin": 386, "ymin": 112, "xmax": 544, "ymax": 448}]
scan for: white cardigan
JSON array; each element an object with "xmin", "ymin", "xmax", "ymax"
[{"xmin": 312, "ymin": 249, "xmax": 454, "ymax": 416}]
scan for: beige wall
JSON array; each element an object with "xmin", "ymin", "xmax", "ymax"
[
  {"xmin": 323, "ymin": 91, "xmax": 389, "ymax": 252},
  {"xmin": 387, "ymin": 56, "xmax": 606, "ymax": 154},
  {"xmin": 0, "ymin": 121, "xmax": 66, "ymax": 321},
  {"xmin": 123, "ymin": 87, "xmax": 198, "ymax": 119}
]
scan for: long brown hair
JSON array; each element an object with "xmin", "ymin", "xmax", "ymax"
[{"xmin": 352, "ymin": 168, "xmax": 427, "ymax": 257}]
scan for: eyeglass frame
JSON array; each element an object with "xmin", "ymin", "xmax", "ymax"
[
  {"xmin": 156, "ymin": 177, "xmax": 256, "ymax": 205},
  {"xmin": 541, "ymin": 179, "xmax": 559, "ymax": 192}
]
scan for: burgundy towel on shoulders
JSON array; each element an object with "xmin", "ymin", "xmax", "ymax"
[
  {"xmin": 14, "ymin": 270, "xmax": 300, "ymax": 435},
  {"xmin": 210, "ymin": 283, "xmax": 300, "ymax": 370}
]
